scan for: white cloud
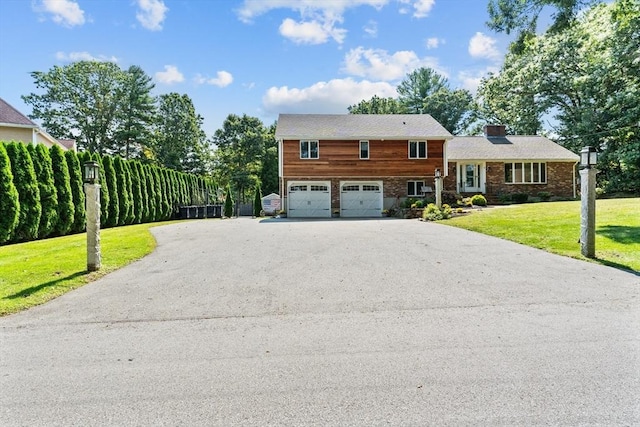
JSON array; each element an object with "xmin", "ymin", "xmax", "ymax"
[
  {"xmin": 194, "ymin": 71, "xmax": 234, "ymax": 88},
  {"xmin": 55, "ymin": 51, "xmax": 118, "ymax": 62},
  {"xmin": 237, "ymin": 0, "xmax": 387, "ymax": 44},
  {"xmin": 363, "ymin": 20, "xmax": 378, "ymax": 37},
  {"xmin": 262, "ymin": 78, "xmax": 397, "ymax": 115},
  {"xmin": 397, "ymin": 0, "xmax": 434, "ymax": 18},
  {"xmin": 468, "ymin": 32, "xmax": 501, "ymax": 61},
  {"xmin": 36, "ymin": 0, "xmax": 85, "ymax": 27},
  {"xmin": 457, "ymin": 67, "xmax": 499, "ymax": 94},
  {"xmin": 342, "ymin": 47, "xmax": 446, "ymax": 81},
  {"xmin": 279, "ymin": 18, "xmax": 346, "ymax": 44},
  {"xmin": 136, "ymin": 0, "xmax": 168, "ymax": 31},
  {"xmin": 425, "ymin": 37, "xmax": 443, "ymax": 50},
  {"xmin": 155, "ymin": 65, "xmax": 184, "ymax": 84}
]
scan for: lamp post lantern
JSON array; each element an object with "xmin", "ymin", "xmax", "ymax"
[
  {"xmin": 434, "ymin": 168, "xmax": 443, "ymax": 209},
  {"xmin": 579, "ymin": 146, "xmax": 598, "ymax": 258},
  {"xmin": 83, "ymin": 161, "xmax": 101, "ymax": 271}
]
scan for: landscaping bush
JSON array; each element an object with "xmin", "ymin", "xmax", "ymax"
[
  {"xmin": 497, "ymin": 193, "xmax": 512, "ymax": 204},
  {"xmin": 422, "ymin": 203, "xmax": 452, "ymax": 221},
  {"xmin": 29, "ymin": 144, "xmax": 58, "ymax": 238},
  {"xmin": 413, "ymin": 200, "xmax": 424, "ymax": 208},
  {"xmin": 224, "ymin": 185, "xmax": 233, "ymax": 217},
  {"xmin": 102, "ymin": 155, "xmax": 119, "ymax": 227},
  {"xmin": 93, "ymin": 153, "xmax": 111, "ymax": 226},
  {"xmin": 6, "ymin": 142, "xmax": 41, "ymax": 242},
  {"xmin": 0, "ymin": 143, "xmax": 19, "ymax": 244},
  {"xmin": 537, "ymin": 191, "xmax": 551, "ymax": 202},
  {"xmin": 512, "ymin": 192, "xmax": 529, "ymax": 203},
  {"xmin": 128, "ymin": 161, "xmax": 143, "ymax": 224},
  {"xmin": 65, "ymin": 150, "xmax": 85, "ymax": 233},
  {"xmin": 441, "ymin": 190, "xmax": 461, "ymax": 206},
  {"xmin": 470, "ymin": 194, "xmax": 487, "ymax": 206},
  {"xmin": 49, "ymin": 145, "xmax": 74, "ymax": 236}
]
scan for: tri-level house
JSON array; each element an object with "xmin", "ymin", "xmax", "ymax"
[{"xmin": 275, "ymin": 114, "xmax": 452, "ymax": 218}]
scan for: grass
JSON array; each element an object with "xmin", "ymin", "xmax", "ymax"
[
  {"xmin": 0, "ymin": 221, "xmax": 180, "ymax": 317},
  {"xmin": 442, "ymin": 198, "xmax": 640, "ymax": 272}
]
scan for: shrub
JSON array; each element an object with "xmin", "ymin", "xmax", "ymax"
[
  {"xmin": 0, "ymin": 143, "xmax": 20, "ymax": 244},
  {"xmin": 441, "ymin": 190, "xmax": 461, "ymax": 206},
  {"xmin": 497, "ymin": 193, "xmax": 512, "ymax": 204},
  {"xmin": 470, "ymin": 194, "xmax": 487, "ymax": 206},
  {"xmin": 224, "ymin": 185, "xmax": 234, "ymax": 217},
  {"xmin": 253, "ymin": 185, "xmax": 263, "ymax": 217},
  {"xmin": 65, "ymin": 150, "xmax": 85, "ymax": 233},
  {"xmin": 537, "ymin": 191, "xmax": 551, "ymax": 201},
  {"xmin": 401, "ymin": 197, "xmax": 416, "ymax": 208},
  {"xmin": 49, "ymin": 145, "xmax": 74, "ymax": 236},
  {"xmin": 102, "ymin": 155, "xmax": 119, "ymax": 227},
  {"xmin": 29, "ymin": 144, "xmax": 58, "ymax": 238},
  {"xmin": 93, "ymin": 153, "xmax": 110, "ymax": 226},
  {"xmin": 6, "ymin": 142, "xmax": 41, "ymax": 242},
  {"xmin": 422, "ymin": 203, "xmax": 452, "ymax": 221},
  {"xmin": 512, "ymin": 192, "xmax": 529, "ymax": 203},
  {"xmin": 413, "ymin": 200, "xmax": 424, "ymax": 208}
]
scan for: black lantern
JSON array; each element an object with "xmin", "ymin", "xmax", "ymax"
[
  {"xmin": 435, "ymin": 168, "xmax": 441, "ymax": 178},
  {"xmin": 83, "ymin": 161, "xmax": 99, "ymax": 184},
  {"xmin": 580, "ymin": 146, "xmax": 598, "ymax": 169}
]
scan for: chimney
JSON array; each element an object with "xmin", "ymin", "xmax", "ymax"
[{"xmin": 484, "ymin": 124, "xmax": 506, "ymax": 137}]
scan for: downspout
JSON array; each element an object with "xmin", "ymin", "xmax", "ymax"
[{"xmin": 573, "ymin": 161, "xmax": 578, "ymax": 199}]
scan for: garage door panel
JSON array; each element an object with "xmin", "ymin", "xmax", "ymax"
[
  {"xmin": 288, "ymin": 182, "xmax": 331, "ymax": 218},
  {"xmin": 340, "ymin": 182, "xmax": 383, "ymax": 218}
]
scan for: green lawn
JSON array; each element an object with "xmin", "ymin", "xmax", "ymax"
[
  {"xmin": 442, "ymin": 198, "xmax": 640, "ymax": 272},
  {"xmin": 0, "ymin": 221, "xmax": 180, "ymax": 316}
]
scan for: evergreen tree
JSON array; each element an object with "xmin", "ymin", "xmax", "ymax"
[
  {"xmin": 224, "ymin": 185, "xmax": 233, "ymax": 218},
  {"xmin": 29, "ymin": 143, "xmax": 58, "ymax": 238},
  {"xmin": 123, "ymin": 160, "xmax": 135, "ymax": 224},
  {"xmin": 5, "ymin": 142, "xmax": 41, "ymax": 242},
  {"xmin": 128, "ymin": 161, "xmax": 144, "ymax": 224},
  {"xmin": 144, "ymin": 164, "xmax": 157, "ymax": 222},
  {"xmin": 0, "ymin": 143, "xmax": 20, "ymax": 244},
  {"xmin": 93, "ymin": 153, "xmax": 110, "ymax": 226},
  {"xmin": 65, "ymin": 150, "xmax": 86, "ymax": 233},
  {"xmin": 49, "ymin": 145, "xmax": 74, "ymax": 236},
  {"xmin": 113, "ymin": 156, "xmax": 131, "ymax": 226},
  {"xmin": 253, "ymin": 184, "xmax": 262, "ymax": 217},
  {"xmin": 152, "ymin": 166, "xmax": 164, "ymax": 221},
  {"xmin": 102, "ymin": 155, "xmax": 119, "ymax": 227},
  {"xmin": 135, "ymin": 161, "xmax": 149, "ymax": 222}
]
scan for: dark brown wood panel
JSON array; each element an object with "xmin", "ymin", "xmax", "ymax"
[{"xmin": 283, "ymin": 139, "xmax": 445, "ymax": 177}]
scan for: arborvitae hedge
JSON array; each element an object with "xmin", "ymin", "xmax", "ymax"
[
  {"xmin": 123, "ymin": 161, "xmax": 135, "ymax": 224},
  {"xmin": 65, "ymin": 149, "xmax": 85, "ymax": 233},
  {"xmin": 0, "ymin": 143, "xmax": 20, "ymax": 244},
  {"xmin": 144, "ymin": 164, "xmax": 157, "ymax": 222},
  {"xmin": 113, "ymin": 156, "xmax": 131, "ymax": 226},
  {"xmin": 135, "ymin": 162, "xmax": 149, "ymax": 222},
  {"xmin": 128, "ymin": 161, "xmax": 143, "ymax": 224},
  {"xmin": 5, "ymin": 142, "xmax": 41, "ymax": 242},
  {"xmin": 49, "ymin": 145, "xmax": 75, "ymax": 236},
  {"xmin": 29, "ymin": 144, "xmax": 58, "ymax": 238},
  {"xmin": 93, "ymin": 153, "xmax": 110, "ymax": 227},
  {"xmin": 102, "ymin": 155, "xmax": 119, "ymax": 228},
  {"xmin": 160, "ymin": 168, "xmax": 171, "ymax": 220}
]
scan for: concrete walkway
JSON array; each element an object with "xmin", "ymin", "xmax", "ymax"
[{"xmin": 1, "ymin": 218, "xmax": 638, "ymax": 425}]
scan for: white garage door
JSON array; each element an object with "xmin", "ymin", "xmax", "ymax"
[
  {"xmin": 287, "ymin": 182, "xmax": 331, "ymax": 218},
  {"xmin": 340, "ymin": 181, "xmax": 383, "ymax": 218}
]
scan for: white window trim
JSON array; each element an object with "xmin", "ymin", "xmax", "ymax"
[
  {"xmin": 505, "ymin": 161, "xmax": 547, "ymax": 184},
  {"xmin": 407, "ymin": 180, "xmax": 425, "ymax": 197},
  {"xmin": 359, "ymin": 140, "xmax": 369, "ymax": 160},
  {"xmin": 408, "ymin": 140, "xmax": 427, "ymax": 159},
  {"xmin": 300, "ymin": 140, "xmax": 319, "ymax": 159}
]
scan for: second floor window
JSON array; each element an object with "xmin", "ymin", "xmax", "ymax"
[
  {"xmin": 360, "ymin": 140, "xmax": 369, "ymax": 159},
  {"xmin": 409, "ymin": 141, "xmax": 427, "ymax": 159},
  {"xmin": 300, "ymin": 140, "xmax": 319, "ymax": 159}
]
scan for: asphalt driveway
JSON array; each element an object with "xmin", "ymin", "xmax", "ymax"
[{"xmin": 1, "ymin": 218, "xmax": 639, "ymax": 425}]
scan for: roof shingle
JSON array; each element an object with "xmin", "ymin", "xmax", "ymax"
[
  {"xmin": 448, "ymin": 135, "xmax": 579, "ymax": 162},
  {"xmin": 0, "ymin": 97, "xmax": 36, "ymax": 127},
  {"xmin": 275, "ymin": 114, "xmax": 452, "ymax": 140}
]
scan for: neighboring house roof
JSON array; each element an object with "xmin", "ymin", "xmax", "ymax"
[
  {"xmin": 0, "ymin": 97, "xmax": 37, "ymax": 127},
  {"xmin": 275, "ymin": 114, "xmax": 453, "ymax": 140},
  {"xmin": 448, "ymin": 135, "xmax": 579, "ymax": 162}
]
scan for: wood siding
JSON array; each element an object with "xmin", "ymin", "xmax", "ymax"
[{"xmin": 282, "ymin": 139, "xmax": 445, "ymax": 177}]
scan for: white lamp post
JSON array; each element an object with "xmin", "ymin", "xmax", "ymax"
[
  {"xmin": 579, "ymin": 146, "xmax": 598, "ymax": 258},
  {"xmin": 84, "ymin": 161, "xmax": 101, "ymax": 271},
  {"xmin": 434, "ymin": 168, "xmax": 443, "ymax": 209}
]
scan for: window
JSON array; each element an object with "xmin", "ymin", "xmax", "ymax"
[
  {"xmin": 300, "ymin": 140, "xmax": 319, "ymax": 159},
  {"xmin": 343, "ymin": 185, "xmax": 360, "ymax": 192},
  {"xmin": 360, "ymin": 140, "xmax": 369, "ymax": 159},
  {"xmin": 310, "ymin": 185, "xmax": 328, "ymax": 191},
  {"xmin": 362, "ymin": 184, "xmax": 380, "ymax": 192},
  {"xmin": 407, "ymin": 181, "xmax": 425, "ymax": 197},
  {"xmin": 505, "ymin": 162, "xmax": 547, "ymax": 184},
  {"xmin": 290, "ymin": 185, "xmax": 308, "ymax": 191},
  {"xmin": 409, "ymin": 141, "xmax": 427, "ymax": 159}
]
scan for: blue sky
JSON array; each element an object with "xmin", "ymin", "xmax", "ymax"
[{"xmin": 0, "ymin": 0, "xmax": 516, "ymax": 137}]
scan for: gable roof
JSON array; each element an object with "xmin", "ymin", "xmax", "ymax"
[
  {"xmin": 0, "ymin": 97, "xmax": 37, "ymax": 127},
  {"xmin": 448, "ymin": 135, "xmax": 579, "ymax": 162},
  {"xmin": 275, "ymin": 114, "xmax": 453, "ymax": 140}
]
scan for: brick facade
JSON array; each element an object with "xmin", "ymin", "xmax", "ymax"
[{"xmin": 445, "ymin": 161, "xmax": 577, "ymax": 199}]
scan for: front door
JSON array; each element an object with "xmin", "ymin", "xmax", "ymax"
[{"xmin": 459, "ymin": 163, "xmax": 484, "ymax": 193}]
